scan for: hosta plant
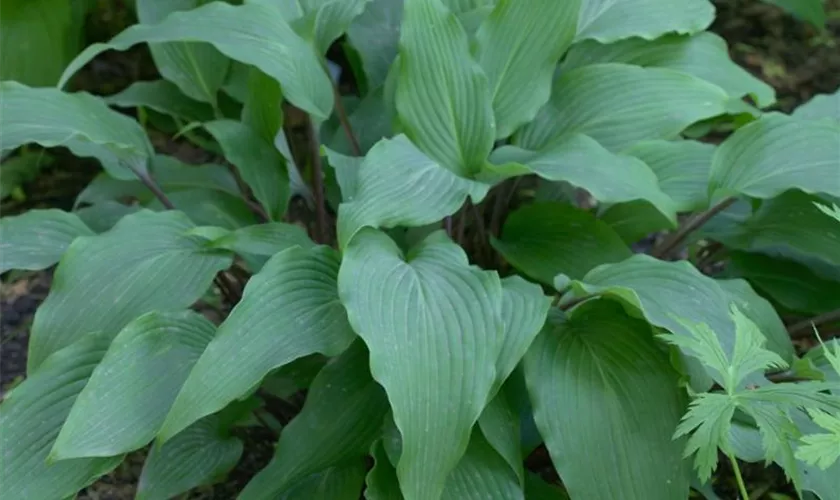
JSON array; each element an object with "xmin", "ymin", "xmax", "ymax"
[{"xmin": 1, "ymin": 0, "xmax": 840, "ymax": 499}]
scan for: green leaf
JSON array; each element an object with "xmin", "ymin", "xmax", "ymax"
[
  {"xmin": 323, "ymin": 87, "xmax": 394, "ymax": 156},
  {"xmin": 339, "ymin": 229, "xmax": 504, "ymax": 500},
  {"xmin": 491, "ymin": 202, "xmax": 632, "ymax": 284},
  {"xmin": 708, "ymin": 113, "xmax": 840, "ymax": 203},
  {"xmin": 0, "ymin": 82, "xmax": 152, "ymax": 179},
  {"xmin": 598, "ymin": 201, "xmax": 674, "ymax": 245},
  {"xmin": 75, "ymin": 202, "xmax": 142, "ymax": 233},
  {"xmin": 0, "ymin": 0, "xmax": 81, "ymax": 86},
  {"xmin": 395, "ymin": 0, "xmax": 494, "ymax": 177},
  {"xmin": 346, "ymin": 0, "xmax": 403, "ymax": 90},
  {"xmin": 136, "ymin": 414, "xmax": 243, "ymax": 500},
  {"xmin": 474, "ymin": 0, "xmax": 579, "ymax": 138},
  {"xmin": 794, "ymin": 90, "xmax": 840, "ymax": 124},
  {"xmin": 476, "ymin": 391, "xmax": 524, "ymax": 484},
  {"xmin": 28, "ymin": 210, "xmax": 231, "ymax": 371},
  {"xmin": 673, "ymin": 392, "xmax": 737, "ymax": 481},
  {"xmin": 240, "ymin": 341, "xmax": 388, "ymax": 499},
  {"xmin": 0, "ymin": 333, "xmax": 122, "ymax": 499},
  {"xmin": 204, "ymin": 119, "xmax": 290, "ymax": 220},
  {"xmin": 147, "ymin": 188, "xmax": 258, "ymax": 229},
  {"xmin": 159, "ymin": 245, "xmax": 356, "ymax": 443},
  {"xmin": 0, "ymin": 209, "xmax": 93, "ymax": 273},
  {"xmin": 524, "ymin": 300, "xmax": 691, "ymax": 499},
  {"xmin": 562, "ymin": 32, "xmax": 775, "ymax": 108},
  {"xmin": 623, "ymin": 139, "xmax": 715, "ymax": 212},
  {"xmin": 295, "ymin": 0, "xmax": 372, "ymax": 54},
  {"xmin": 0, "ymin": 150, "xmax": 51, "ymax": 200},
  {"xmin": 277, "ymin": 463, "xmax": 367, "ymax": 500},
  {"xmin": 206, "ymin": 222, "xmax": 314, "ymax": 257},
  {"xmin": 336, "ymin": 135, "xmax": 489, "ymax": 249},
  {"xmin": 104, "ymin": 79, "xmax": 216, "ymax": 122},
  {"xmin": 515, "ymin": 64, "xmax": 729, "ymax": 153},
  {"xmin": 575, "ymin": 0, "xmax": 714, "ymax": 43},
  {"xmin": 729, "ymin": 252, "xmax": 840, "ymax": 315},
  {"xmin": 441, "ymin": 428, "xmax": 524, "ymax": 500},
  {"xmin": 763, "ymin": 0, "xmax": 826, "ymax": 27},
  {"xmin": 60, "ymin": 1, "xmax": 333, "ymax": 120},
  {"xmin": 705, "ymin": 190, "xmax": 840, "ymax": 273},
  {"xmin": 51, "ymin": 311, "xmax": 215, "ymax": 460},
  {"xmin": 365, "ymin": 440, "xmax": 403, "ymax": 500},
  {"xmin": 488, "ymin": 134, "xmax": 678, "ymax": 222},
  {"xmin": 136, "ymin": 0, "xmax": 231, "ymax": 107},
  {"xmin": 796, "ymin": 409, "xmax": 840, "ymax": 470},
  {"xmin": 242, "ymin": 67, "xmax": 284, "ymax": 144},
  {"xmin": 717, "ymin": 279, "xmax": 795, "ymax": 363}
]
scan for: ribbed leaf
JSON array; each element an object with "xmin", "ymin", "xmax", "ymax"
[
  {"xmin": 704, "ymin": 190, "xmax": 840, "ymax": 272},
  {"xmin": 563, "ymin": 32, "xmax": 775, "ymax": 108},
  {"xmin": 441, "ymin": 429, "xmax": 524, "ymax": 499},
  {"xmin": 136, "ymin": 414, "xmax": 243, "ymax": 500},
  {"xmin": 524, "ymin": 300, "xmax": 690, "ymax": 499},
  {"xmin": 395, "ymin": 0, "xmax": 495, "ymax": 176},
  {"xmin": 339, "ymin": 229, "xmax": 504, "ymax": 500},
  {"xmin": 278, "ymin": 463, "xmax": 367, "ymax": 500},
  {"xmin": 147, "ymin": 188, "xmax": 258, "ymax": 229},
  {"xmin": 708, "ymin": 113, "xmax": 840, "ymax": 203},
  {"xmin": 793, "ymin": 90, "xmax": 840, "ymax": 124},
  {"xmin": 488, "ymin": 134, "xmax": 678, "ymax": 222},
  {"xmin": 491, "ymin": 202, "xmax": 632, "ymax": 284},
  {"xmin": 28, "ymin": 210, "xmax": 231, "ymax": 371},
  {"xmin": 575, "ymin": 0, "xmax": 714, "ymax": 43},
  {"xmin": 718, "ymin": 279, "xmax": 795, "ymax": 363},
  {"xmin": 336, "ymin": 135, "xmax": 489, "ymax": 249},
  {"xmin": 516, "ymin": 64, "xmax": 729, "ymax": 153},
  {"xmin": 60, "ymin": 1, "xmax": 333, "ymax": 119},
  {"xmin": 346, "ymin": 0, "xmax": 404, "ymax": 90},
  {"xmin": 0, "ymin": 333, "xmax": 122, "ymax": 499},
  {"xmin": 296, "ymin": 0, "xmax": 372, "ymax": 54},
  {"xmin": 476, "ymin": 390, "xmax": 524, "ymax": 484},
  {"xmin": 0, "ymin": 82, "xmax": 152, "ymax": 179},
  {"xmin": 52, "ymin": 311, "xmax": 215, "ymax": 459},
  {"xmin": 624, "ymin": 139, "xmax": 715, "ymax": 212},
  {"xmin": 206, "ymin": 222, "xmax": 314, "ymax": 256},
  {"xmin": 242, "ymin": 67, "xmax": 284, "ymax": 143},
  {"xmin": 474, "ymin": 0, "xmax": 579, "ymax": 138},
  {"xmin": 729, "ymin": 252, "xmax": 840, "ymax": 315},
  {"xmin": 159, "ymin": 245, "xmax": 356, "ymax": 443},
  {"xmin": 0, "ymin": 209, "xmax": 93, "ymax": 273},
  {"xmin": 240, "ymin": 341, "xmax": 388, "ymax": 499},
  {"xmin": 104, "ymin": 79, "xmax": 215, "ymax": 122},
  {"xmin": 136, "ymin": 0, "xmax": 230, "ymax": 107},
  {"xmin": 204, "ymin": 119, "xmax": 290, "ymax": 220}
]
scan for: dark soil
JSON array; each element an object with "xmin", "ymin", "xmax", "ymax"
[{"xmin": 1, "ymin": 0, "xmax": 838, "ymax": 498}]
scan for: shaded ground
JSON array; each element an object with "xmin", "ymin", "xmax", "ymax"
[{"xmin": 1, "ymin": 0, "xmax": 839, "ymax": 498}]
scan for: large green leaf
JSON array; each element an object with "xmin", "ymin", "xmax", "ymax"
[
  {"xmin": 136, "ymin": 414, "xmax": 243, "ymax": 500},
  {"xmin": 51, "ymin": 311, "xmax": 215, "ymax": 459},
  {"xmin": 474, "ymin": 0, "xmax": 579, "ymax": 138},
  {"xmin": 491, "ymin": 202, "xmax": 632, "ymax": 284},
  {"xmin": 0, "ymin": 209, "xmax": 93, "ymax": 273},
  {"xmin": 159, "ymin": 245, "xmax": 356, "ymax": 443},
  {"xmin": 708, "ymin": 113, "xmax": 840, "ymax": 203},
  {"xmin": 0, "ymin": 333, "xmax": 122, "ymax": 499},
  {"xmin": 60, "ymin": 1, "xmax": 333, "ymax": 119},
  {"xmin": 488, "ymin": 134, "xmax": 678, "ymax": 222},
  {"xmin": 0, "ymin": 0, "xmax": 81, "ymax": 86},
  {"xmin": 75, "ymin": 202, "xmax": 142, "ymax": 234},
  {"xmin": 575, "ymin": 0, "xmax": 714, "ymax": 43},
  {"xmin": 278, "ymin": 463, "xmax": 367, "ymax": 500},
  {"xmin": 346, "ymin": 0, "xmax": 404, "ymax": 90},
  {"xmin": 339, "ymin": 229, "xmax": 504, "ymax": 500},
  {"xmin": 562, "ymin": 32, "xmax": 775, "ymax": 108},
  {"xmin": 705, "ymin": 190, "xmax": 840, "ymax": 272},
  {"xmin": 204, "ymin": 119, "xmax": 290, "ymax": 220},
  {"xmin": 242, "ymin": 67, "xmax": 284, "ymax": 143},
  {"xmin": 794, "ymin": 90, "xmax": 840, "ymax": 124},
  {"xmin": 104, "ymin": 79, "xmax": 216, "ymax": 122},
  {"xmin": 240, "ymin": 341, "xmax": 388, "ymax": 499},
  {"xmin": 0, "ymin": 82, "xmax": 152, "ymax": 179},
  {"xmin": 28, "ymin": 210, "xmax": 231, "ymax": 371},
  {"xmin": 336, "ymin": 135, "xmax": 489, "ymax": 249},
  {"xmin": 562, "ymin": 254, "xmax": 738, "ymax": 387},
  {"xmin": 475, "ymin": 390, "xmax": 524, "ymax": 484},
  {"xmin": 524, "ymin": 300, "xmax": 690, "ymax": 499},
  {"xmin": 717, "ymin": 279, "xmax": 795, "ymax": 363},
  {"xmin": 441, "ymin": 428, "xmax": 524, "ymax": 499},
  {"xmin": 728, "ymin": 252, "xmax": 840, "ymax": 315},
  {"xmin": 294, "ymin": 0, "xmax": 372, "ymax": 54},
  {"xmin": 624, "ymin": 139, "xmax": 715, "ymax": 212},
  {"xmin": 147, "ymin": 188, "xmax": 258, "ymax": 229},
  {"xmin": 515, "ymin": 64, "xmax": 729, "ymax": 153},
  {"xmin": 206, "ymin": 222, "xmax": 314, "ymax": 256},
  {"xmin": 763, "ymin": 0, "xmax": 826, "ymax": 27},
  {"xmin": 137, "ymin": 0, "xmax": 230, "ymax": 107},
  {"xmin": 395, "ymin": 0, "xmax": 494, "ymax": 177}
]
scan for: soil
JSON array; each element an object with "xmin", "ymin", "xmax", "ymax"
[{"xmin": 1, "ymin": 0, "xmax": 838, "ymax": 498}]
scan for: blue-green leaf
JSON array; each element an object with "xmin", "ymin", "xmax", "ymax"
[
  {"xmin": 575, "ymin": 0, "xmax": 714, "ymax": 43},
  {"xmin": 0, "ymin": 209, "xmax": 93, "ymax": 273}
]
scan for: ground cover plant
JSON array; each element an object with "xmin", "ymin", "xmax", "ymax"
[{"xmin": 1, "ymin": 0, "xmax": 840, "ymax": 498}]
